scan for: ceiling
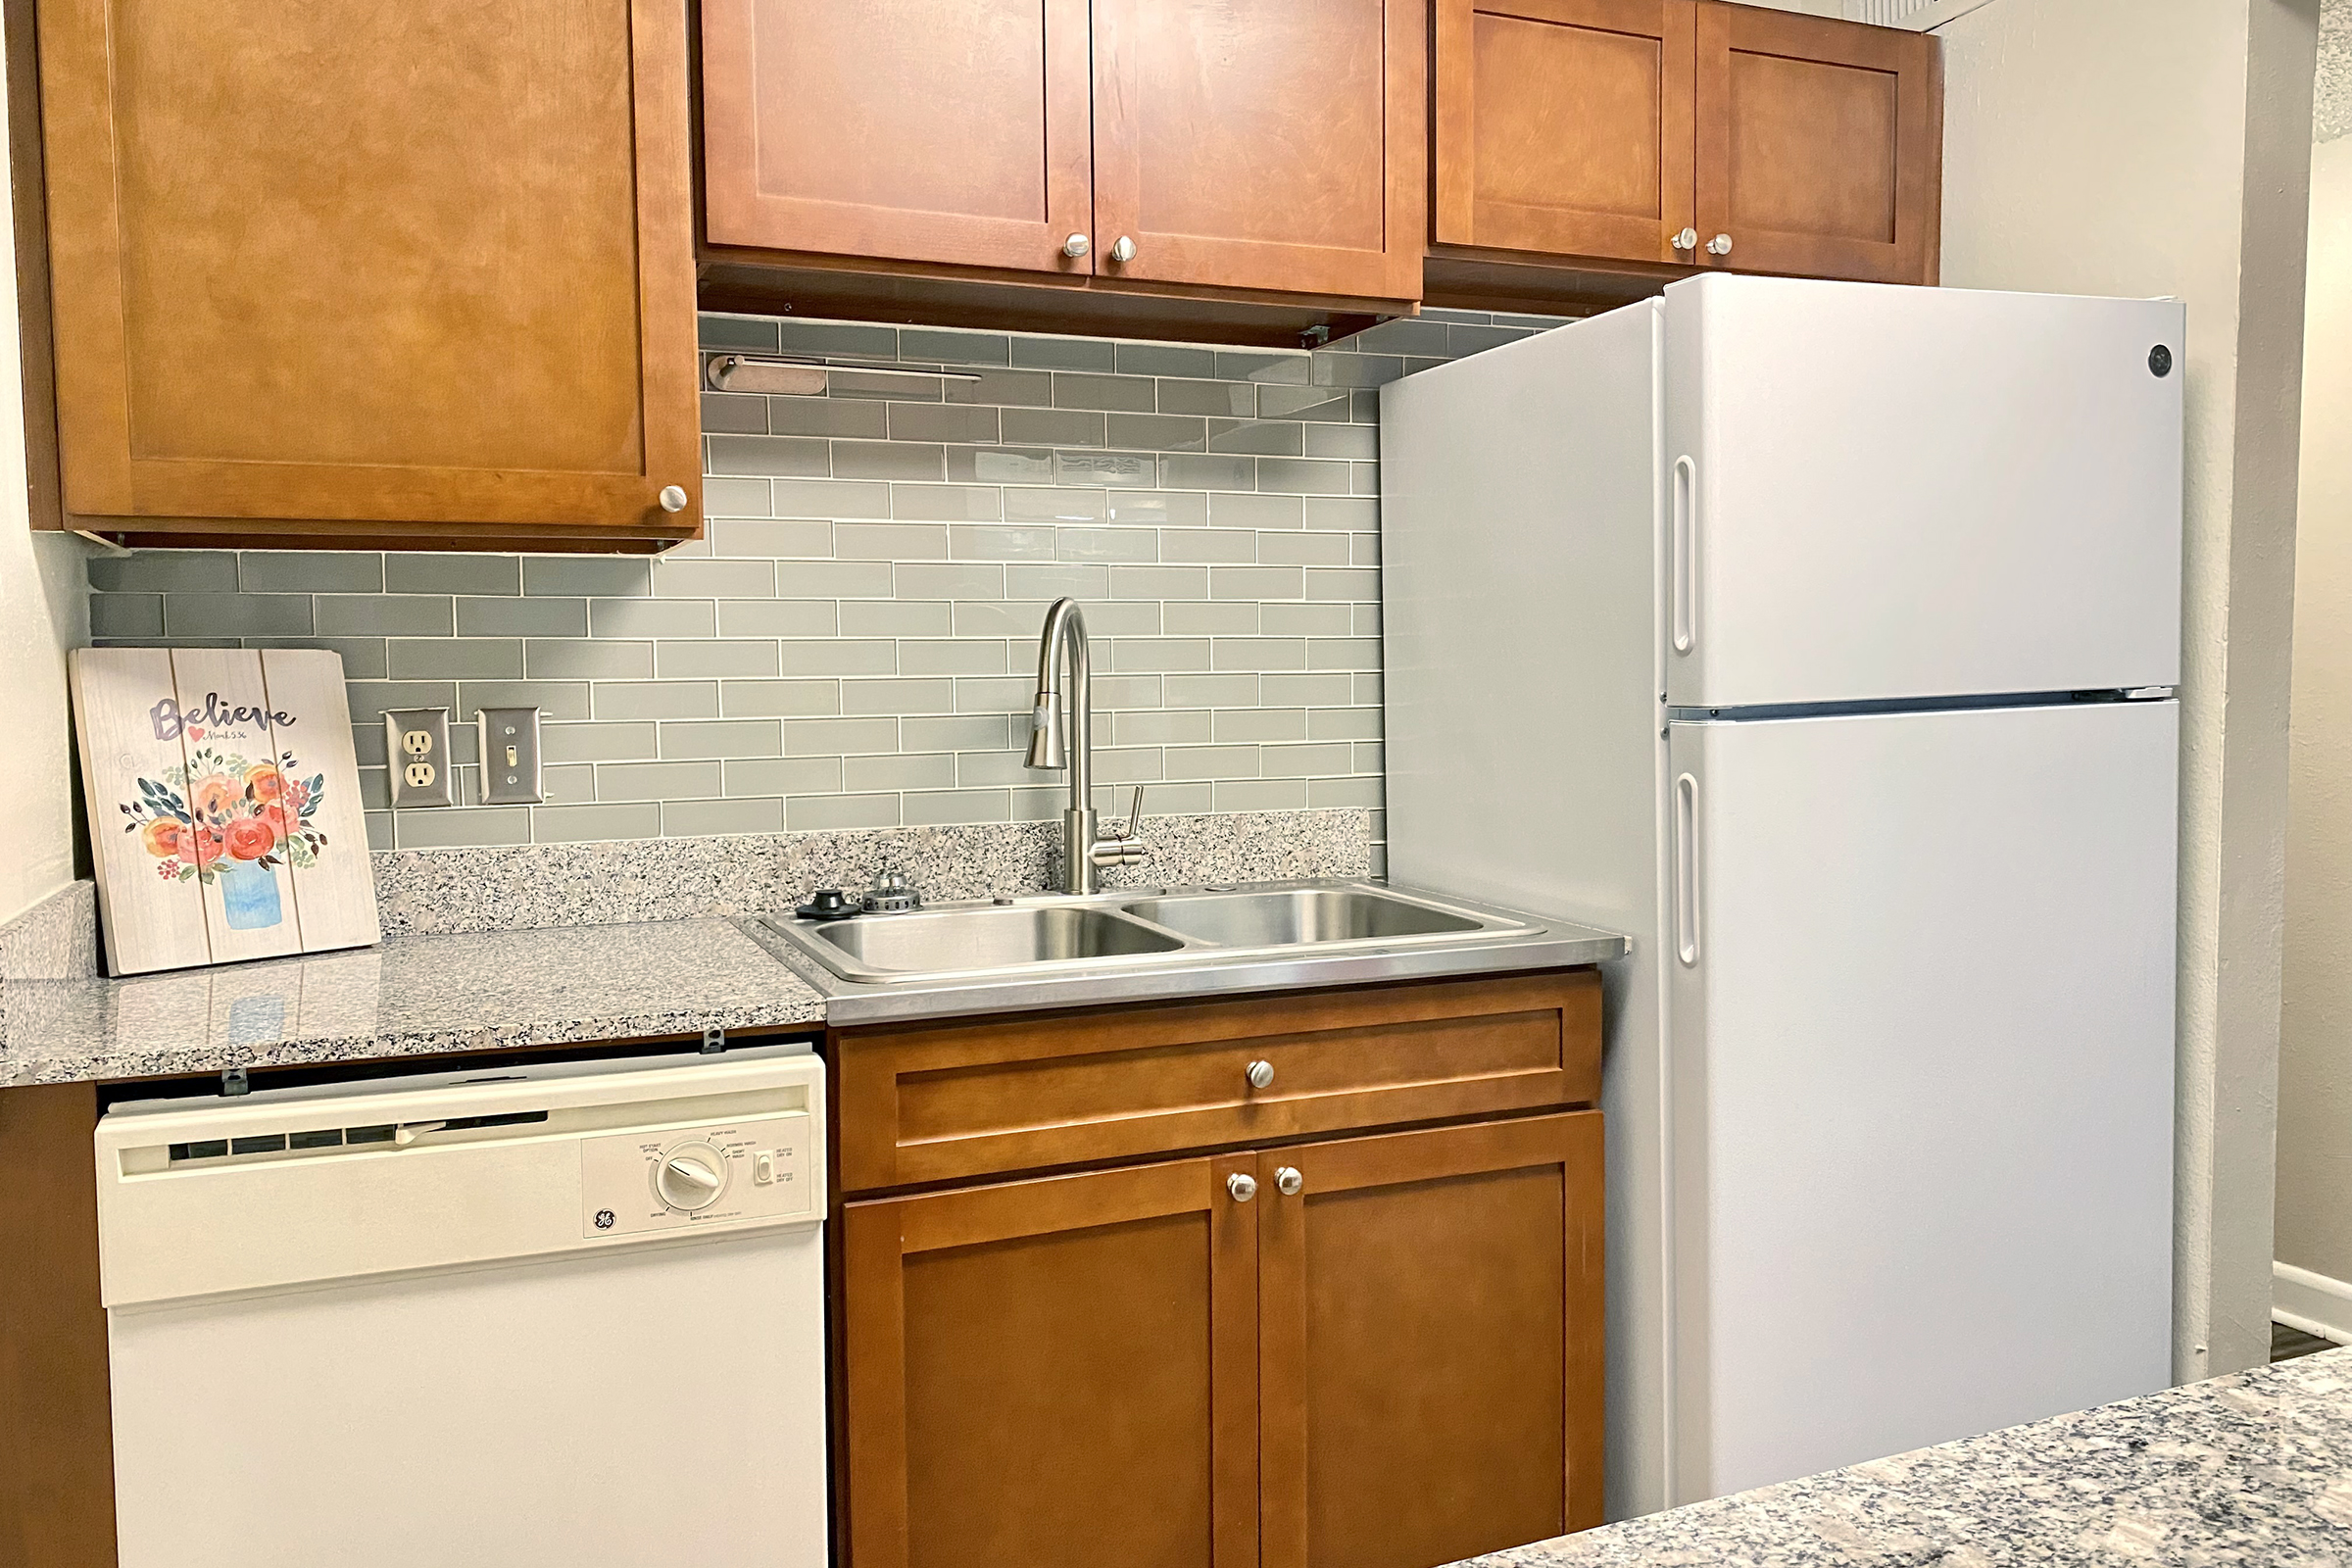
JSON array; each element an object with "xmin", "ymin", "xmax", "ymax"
[{"xmin": 2325, "ymin": 0, "xmax": 2349, "ymax": 142}]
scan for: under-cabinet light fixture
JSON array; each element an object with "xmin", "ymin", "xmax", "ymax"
[{"xmin": 703, "ymin": 354, "xmax": 984, "ymax": 396}]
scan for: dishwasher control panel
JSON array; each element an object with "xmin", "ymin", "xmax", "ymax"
[{"xmin": 579, "ymin": 1111, "xmax": 814, "ymax": 1239}]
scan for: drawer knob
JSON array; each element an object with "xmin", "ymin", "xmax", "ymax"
[
  {"xmin": 1275, "ymin": 1165, "xmax": 1304, "ymax": 1198},
  {"xmin": 1245, "ymin": 1059, "xmax": 1275, "ymax": 1090},
  {"xmin": 1227, "ymin": 1172, "xmax": 1258, "ymax": 1202}
]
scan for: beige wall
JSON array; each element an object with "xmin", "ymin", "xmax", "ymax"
[
  {"xmin": 0, "ymin": 56, "xmax": 83, "ymax": 927},
  {"xmin": 2278, "ymin": 133, "xmax": 2352, "ymax": 1293},
  {"xmin": 1938, "ymin": 0, "xmax": 2318, "ymax": 1380}
]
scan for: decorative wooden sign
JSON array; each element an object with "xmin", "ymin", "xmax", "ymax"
[{"xmin": 69, "ymin": 648, "xmax": 380, "ymax": 975}]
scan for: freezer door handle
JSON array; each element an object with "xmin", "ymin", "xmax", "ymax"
[
  {"xmin": 1674, "ymin": 771, "xmax": 1701, "ymax": 966},
  {"xmin": 1671, "ymin": 456, "xmax": 1698, "ymax": 656}
]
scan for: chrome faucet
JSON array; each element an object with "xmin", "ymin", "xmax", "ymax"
[{"xmin": 1026, "ymin": 598, "xmax": 1147, "ymax": 894}]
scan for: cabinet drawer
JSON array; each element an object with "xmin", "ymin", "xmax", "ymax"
[{"xmin": 835, "ymin": 971, "xmax": 1599, "ymax": 1194}]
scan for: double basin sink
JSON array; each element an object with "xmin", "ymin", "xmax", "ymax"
[{"xmin": 758, "ymin": 880, "xmax": 1541, "ymax": 987}]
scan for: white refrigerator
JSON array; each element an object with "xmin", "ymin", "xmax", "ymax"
[{"xmin": 1380, "ymin": 274, "xmax": 2181, "ymax": 1521}]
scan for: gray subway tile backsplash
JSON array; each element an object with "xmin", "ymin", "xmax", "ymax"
[{"xmin": 86, "ymin": 310, "xmax": 1579, "ymax": 853}]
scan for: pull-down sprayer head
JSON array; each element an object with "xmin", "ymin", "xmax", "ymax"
[{"xmin": 1025, "ymin": 598, "xmax": 1084, "ymax": 771}]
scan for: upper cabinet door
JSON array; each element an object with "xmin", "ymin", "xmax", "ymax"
[
  {"xmin": 1090, "ymin": 0, "xmax": 1425, "ymax": 302},
  {"xmin": 1433, "ymin": 0, "xmax": 1696, "ymax": 266},
  {"xmin": 36, "ymin": 0, "xmax": 703, "ymax": 542},
  {"xmin": 1693, "ymin": 4, "xmax": 1940, "ymax": 284},
  {"xmin": 700, "ymin": 0, "xmax": 1095, "ymax": 275}
]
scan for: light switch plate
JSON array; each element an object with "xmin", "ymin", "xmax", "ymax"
[
  {"xmin": 476, "ymin": 707, "xmax": 544, "ymax": 805},
  {"xmin": 383, "ymin": 708, "xmax": 454, "ymax": 808}
]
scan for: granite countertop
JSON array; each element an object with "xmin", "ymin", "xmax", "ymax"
[
  {"xmin": 1458, "ymin": 1348, "xmax": 2352, "ymax": 1566},
  {"xmin": 0, "ymin": 917, "xmax": 826, "ymax": 1087}
]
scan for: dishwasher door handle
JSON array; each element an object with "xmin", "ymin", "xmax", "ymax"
[{"xmin": 391, "ymin": 1110, "xmax": 551, "ymax": 1147}]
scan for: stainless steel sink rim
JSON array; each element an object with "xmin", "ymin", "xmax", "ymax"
[{"xmin": 755, "ymin": 878, "xmax": 1543, "ymax": 986}]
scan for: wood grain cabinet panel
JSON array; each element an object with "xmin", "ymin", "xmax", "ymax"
[
  {"xmin": 0, "ymin": 1084, "xmax": 117, "ymax": 1568},
  {"xmin": 699, "ymin": 0, "xmax": 1095, "ymax": 275},
  {"xmin": 1257, "ymin": 1113, "xmax": 1606, "ymax": 1568},
  {"xmin": 1434, "ymin": 0, "xmax": 1696, "ymax": 266},
  {"xmin": 834, "ymin": 972, "xmax": 1601, "ymax": 1193},
  {"xmin": 1694, "ymin": 4, "xmax": 1940, "ymax": 283},
  {"xmin": 841, "ymin": 1153, "xmax": 1260, "ymax": 1568},
  {"xmin": 1091, "ymin": 0, "xmax": 1425, "ymax": 300},
  {"xmin": 33, "ymin": 0, "xmax": 703, "ymax": 547}
]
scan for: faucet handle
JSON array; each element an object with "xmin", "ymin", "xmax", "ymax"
[{"xmin": 1091, "ymin": 786, "xmax": 1150, "ymax": 867}]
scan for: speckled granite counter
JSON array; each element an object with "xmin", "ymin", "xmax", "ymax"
[
  {"xmin": 0, "ymin": 916, "xmax": 825, "ymax": 1087},
  {"xmin": 1457, "ymin": 1348, "xmax": 2352, "ymax": 1567}
]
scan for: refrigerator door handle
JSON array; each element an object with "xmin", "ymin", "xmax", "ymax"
[
  {"xmin": 1671, "ymin": 456, "xmax": 1698, "ymax": 656},
  {"xmin": 1674, "ymin": 771, "xmax": 1700, "ymax": 966}
]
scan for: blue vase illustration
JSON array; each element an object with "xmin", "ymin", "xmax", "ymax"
[{"xmin": 220, "ymin": 858, "xmax": 284, "ymax": 931}]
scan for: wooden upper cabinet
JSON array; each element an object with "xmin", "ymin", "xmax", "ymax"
[
  {"xmin": 700, "ymin": 0, "xmax": 1426, "ymax": 307},
  {"xmin": 1695, "ymin": 4, "xmax": 1940, "ymax": 284},
  {"xmin": 1255, "ymin": 1113, "xmax": 1606, "ymax": 1568},
  {"xmin": 1431, "ymin": 0, "xmax": 1939, "ymax": 287},
  {"xmin": 699, "ymin": 0, "xmax": 1095, "ymax": 275},
  {"xmin": 34, "ymin": 0, "xmax": 704, "ymax": 548},
  {"xmin": 1434, "ymin": 0, "xmax": 1695, "ymax": 267},
  {"xmin": 841, "ymin": 1153, "xmax": 1259, "ymax": 1568},
  {"xmin": 1090, "ymin": 0, "xmax": 1425, "ymax": 301}
]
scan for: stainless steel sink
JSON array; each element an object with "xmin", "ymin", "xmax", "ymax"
[
  {"xmin": 754, "ymin": 878, "xmax": 1553, "ymax": 989},
  {"xmin": 805, "ymin": 903, "xmax": 1184, "ymax": 979},
  {"xmin": 1118, "ymin": 887, "xmax": 1484, "ymax": 947},
  {"xmin": 746, "ymin": 878, "xmax": 1627, "ymax": 1021}
]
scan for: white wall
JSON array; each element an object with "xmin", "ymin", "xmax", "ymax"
[
  {"xmin": 0, "ymin": 57, "xmax": 84, "ymax": 926},
  {"xmin": 1938, "ymin": 0, "xmax": 2318, "ymax": 1381},
  {"xmin": 2278, "ymin": 133, "xmax": 2352, "ymax": 1315}
]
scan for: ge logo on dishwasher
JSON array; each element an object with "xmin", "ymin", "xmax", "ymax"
[{"xmin": 594, "ymin": 1210, "xmax": 615, "ymax": 1230}]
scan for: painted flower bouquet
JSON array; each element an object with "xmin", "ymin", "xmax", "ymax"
[{"xmin": 118, "ymin": 746, "xmax": 329, "ymax": 883}]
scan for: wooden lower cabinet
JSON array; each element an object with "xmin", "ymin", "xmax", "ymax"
[
  {"xmin": 1259, "ymin": 1114, "xmax": 1605, "ymax": 1568},
  {"xmin": 840, "ymin": 1152, "xmax": 1261, "ymax": 1568},
  {"xmin": 839, "ymin": 1111, "xmax": 1603, "ymax": 1568}
]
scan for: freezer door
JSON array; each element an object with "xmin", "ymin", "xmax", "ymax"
[
  {"xmin": 1665, "ymin": 700, "xmax": 2176, "ymax": 1499},
  {"xmin": 1664, "ymin": 274, "xmax": 2182, "ymax": 708}
]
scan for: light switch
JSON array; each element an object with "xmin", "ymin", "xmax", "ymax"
[
  {"xmin": 475, "ymin": 707, "xmax": 544, "ymax": 805},
  {"xmin": 382, "ymin": 708, "xmax": 454, "ymax": 808}
]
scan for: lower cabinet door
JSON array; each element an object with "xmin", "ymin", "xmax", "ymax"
[
  {"xmin": 841, "ymin": 1152, "xmax": 1261, "ymax": 1568},
  {"xmin": 1256, "ymin": 1112, "xmax": 1606, "ymax": 1568}
]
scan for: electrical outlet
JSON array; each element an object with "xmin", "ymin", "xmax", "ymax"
[
  {"xmin": 382, "ymin": 708, "xmax": 454, "ymax": 808},
  {"xmin": 475, "ymin": 706, "xmax": 544, "ymax": 805}
]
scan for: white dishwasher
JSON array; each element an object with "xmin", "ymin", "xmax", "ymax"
[{"xmin": 93, "ymin": 1045, "xmax": 829, "ymax": 1568}]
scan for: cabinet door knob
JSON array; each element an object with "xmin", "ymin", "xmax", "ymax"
[
  {"xmin": 1672, "ymin": 226, "xmax": 1698, "ymax": 252},
  {"xmin": 1275, "ymin": 1165, "xmax": 1304, "ymax": 1197},
  {"xmin": 1707, "ymin": 233, "xmax": 1734, "ymax": 257},
  {"xmin": 658, "ymin": 484, "xmax": 689, "ymax": 513},
  {"xmin": 1062, "ymin": 232, "xmax": 1091, "ymax": 259},
  {"xmin": 1245, "ymin": 1059, "xmax": 1274, "ymax": 1090},
  {"xmin": 1109, "ymin": 235, "xmax": 1137, "ymax": 263},
  {"xmin": 1227, "ymin": 1172, "xmax": 1258, "ymax": 1202}
]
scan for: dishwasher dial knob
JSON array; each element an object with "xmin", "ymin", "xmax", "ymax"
[{"xmin": 656, "ymin": 1143, "xmax": 728, "ymax": 1211}]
